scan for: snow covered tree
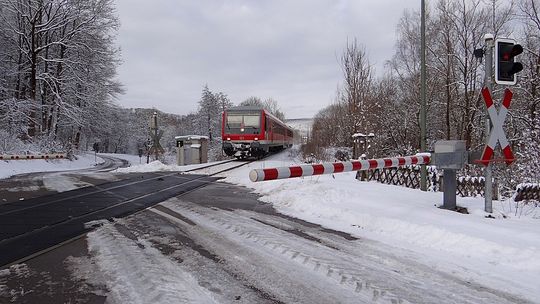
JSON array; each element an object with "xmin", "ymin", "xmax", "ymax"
[
  {"xmin": 339, "ymin": 38, "xmax": 379, "ymax": 157},
  {"xmin": 0, "ymin": 0, "xmax": 122, "ymax": 152},
  {"xmin": 197, "ymin": 85, "xmax": 224, "ymax": 141}
]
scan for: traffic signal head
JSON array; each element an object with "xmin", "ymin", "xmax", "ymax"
[{"xmin": 495, "ymin": 38, "xmax": 523, "ymax": 85}]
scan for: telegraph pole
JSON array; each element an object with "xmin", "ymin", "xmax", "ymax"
[{"xmin": 420, "ymin": 0, "xmax": 427, "ymax": 191}]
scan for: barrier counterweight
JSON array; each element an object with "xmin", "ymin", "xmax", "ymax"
[{"xmin": 249, "ymin": 155, "xmax": 431, "ymax": 182}]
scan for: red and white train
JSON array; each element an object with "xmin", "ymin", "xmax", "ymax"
[{"xmin": 222, "ymin": 106, "xmax": 294, "ymax": 159}]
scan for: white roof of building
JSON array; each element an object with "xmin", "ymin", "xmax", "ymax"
[{"xmin": 175, "ymin": 135, "xmax": 209, "ymax": 140}]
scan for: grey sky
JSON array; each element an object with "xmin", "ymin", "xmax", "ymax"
[{"xmin": 114, "ymin": 0, "xmax": 419, "ymax": 119}]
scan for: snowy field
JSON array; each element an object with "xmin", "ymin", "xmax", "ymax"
[{"xmin": 1, "ymin": 149, "xmax": 539, "ymax": 301}]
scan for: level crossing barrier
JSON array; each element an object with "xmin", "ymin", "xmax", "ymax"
[
  {"xmin": 249, "ymin": 154, "xmax": 431, "ymax": 182},
  {"xmin": 0, "ymin": 153, "xmax": 67, "ymax": 160}
]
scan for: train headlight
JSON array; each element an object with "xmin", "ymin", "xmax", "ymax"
[
  {"xmin": 227, "ymin": 137, "xmax": 231, "ymax": 141},
  {"xmin": 254, "ymin": 137, "xmax": 258, "ymax": 141},
  {"xmin": 240, "ymin": 128, "xmax": 244, "ymax": 132}
]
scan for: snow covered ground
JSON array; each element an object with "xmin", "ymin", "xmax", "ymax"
[
  {"xmin": 0, "ymin": 152, "xmax": 147, "ymax": 180},
  {"xmin": 219, "ymin": 151, "xmax": 540, "ymax": 302},
  {"xmin": 1, "ymin": 149, "xmax": 539, "ymax": 301},
  {"xmin": 88, "ymin": 150, "xmax": 539, "ymax": 302},
  {"xmin": 0, "ymin": 153, "xmax": 103, "ymax": 180}
]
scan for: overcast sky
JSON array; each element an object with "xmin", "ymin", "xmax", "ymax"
[{"xmin": 114, "ymin": 0, "xmax": 419, "ymax": 119}]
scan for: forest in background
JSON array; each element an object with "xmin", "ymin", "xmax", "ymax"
[
  {"xmin": 0, "ymin": 0, "xmax": 539, "ymax": 192},
  {"xmin": 305, "ymin": 0, "xmax": 540, "ymax": 194}
]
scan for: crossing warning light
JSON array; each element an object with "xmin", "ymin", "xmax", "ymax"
[{"xmin": 495, "ymin": 38, "xmax": 523, "ymax": 85}]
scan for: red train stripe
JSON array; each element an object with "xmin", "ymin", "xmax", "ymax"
[
  {"xmin": 333, "ymin": 163, "xmax": 344, "ymax": 173},
  {"xmin": 312, "ymin": 164, "xmax": 325, "ymax": 175},
  {"xmin": 289, "ymin": 166, "xmax": 303, "ymax": 178}
]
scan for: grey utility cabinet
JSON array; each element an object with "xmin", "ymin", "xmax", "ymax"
[{"xmin": 175, "ymin": 135, "xmax": 208, "ymax": 166}]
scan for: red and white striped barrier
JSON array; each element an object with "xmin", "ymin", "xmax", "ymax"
[
  {"xmin": 0, "ymin": 153, "xmax": 67, "ymax": 161},
  {"xmin": 249, "ymin": 154, "xmax": 431, "ymax": 182}
]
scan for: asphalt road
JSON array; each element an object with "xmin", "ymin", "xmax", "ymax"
[{"xmin": 0, "ymin": 170, "xmax": 219, "ymax": 267}]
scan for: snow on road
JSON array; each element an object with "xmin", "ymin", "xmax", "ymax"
[{"xmin": 76, "ymin": 223, "xmax": 218, "ymax": 304}]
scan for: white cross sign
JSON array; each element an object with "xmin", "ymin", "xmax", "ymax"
[{"xmin": 480, "ymin": 87, "xmax": 515, "ymax": 165}]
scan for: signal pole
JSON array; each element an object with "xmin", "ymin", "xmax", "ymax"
[
  {"xmin": 484, "ymin": 34, "xmax": 494, "ymax": 213},
  {"xmin": 149, "ymin": 111, "xmax": 164, "ymax": 161}
]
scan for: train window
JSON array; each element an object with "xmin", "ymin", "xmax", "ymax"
[
  {"xmin": 225, "ymin": 112, "xmax": 261, "ymax": 134},
  {"xmin": 243, "ymin": 115, "xmax": 260, "ymax": 128},
  {"xmin": 226, "ymin": 115, "xmax": 242, "ymax": 128}
]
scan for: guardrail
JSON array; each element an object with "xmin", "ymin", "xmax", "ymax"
[
  {"xmin": 0, "ymin": 153, "xmax": 68, "ymax": 160},
  {"xmin": 249, "ymin": 154, "xmax": 431, "ymax": 182}
]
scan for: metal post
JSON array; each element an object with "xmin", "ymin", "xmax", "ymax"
[
  {"xmin": 484, "ymin": 34, "xmax": 494, "ymax": 213},
  {"xmin": 420, "ymin": 0, "xmax": 427, "ymax": 191},
  {"xmin": 442, "ymin": 169, "xmax": 457, "ymax": 209}
]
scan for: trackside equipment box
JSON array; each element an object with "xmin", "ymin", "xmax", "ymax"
[{"xmin": 175, "ymin": 135, "xmax": 208, "ymax": 166}]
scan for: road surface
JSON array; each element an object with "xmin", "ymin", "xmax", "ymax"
[{"xmin": 0, "ymin": 178, "xmax": 533, "ymax": 304}]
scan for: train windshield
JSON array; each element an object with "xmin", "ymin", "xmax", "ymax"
[{"xmin": 225, "ymin": 112, "xmax": 261, "ymax": 134}]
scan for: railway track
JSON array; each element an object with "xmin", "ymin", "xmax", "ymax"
[
  {"xmin": 0, "ymin": 158, "xmax": 253, "ymax": 268},
  {"xmin": 183, "ymin": 159, "xmax": 252, "ymax": 176}
]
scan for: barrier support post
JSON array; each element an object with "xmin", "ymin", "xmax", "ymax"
[{"xmin": 442, "ymin": 169, "xmax": 457, "ymax": 209}]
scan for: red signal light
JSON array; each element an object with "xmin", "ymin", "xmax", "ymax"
[{"xmin": 495, "ymin": 38, "xmax": 523, "ymax": 85}]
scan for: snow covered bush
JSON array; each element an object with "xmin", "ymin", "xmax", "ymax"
[{"xmin": 0, "ymin": 131, "xmax": 26, "ymax": 154}]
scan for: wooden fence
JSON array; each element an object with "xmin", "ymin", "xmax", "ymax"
[
  {"xmin": 514, "ymin": 184, "xmax": 540, "ymax": 202},
  {"xmin": 365, "ymin": 166, "xmax": 495, "ymax": 199}
]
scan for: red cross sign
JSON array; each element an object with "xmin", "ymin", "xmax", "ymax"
[{"xmin": 480, "ymin": 87, "xmax": 515, "ymax": 165}]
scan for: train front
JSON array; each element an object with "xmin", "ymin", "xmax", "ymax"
[{"xmin": 221, "ymin": 108, "xmax": 266, "ymax": 159}]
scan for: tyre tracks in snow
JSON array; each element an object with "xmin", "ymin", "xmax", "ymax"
[{"xmin": 100, "ymin": 187, "xmax": 532, "ymax": 304}]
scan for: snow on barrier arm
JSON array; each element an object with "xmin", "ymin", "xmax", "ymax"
[{"xmin": 249, "ymin": 154, "xmax": 431, "ymax": 182}]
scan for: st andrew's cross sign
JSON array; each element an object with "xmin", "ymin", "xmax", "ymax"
[{"xmin": 479, "ymin": 87, "xmax": 515, "ymax": 166}]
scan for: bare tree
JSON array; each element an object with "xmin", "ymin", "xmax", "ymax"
[
  {"xmin": 239, "ymin": 96, "xmax": 286, "ymax": 121},
  {"xmin": 340, "ymin": 38, "xmax": 378, "ymax": 157}
]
